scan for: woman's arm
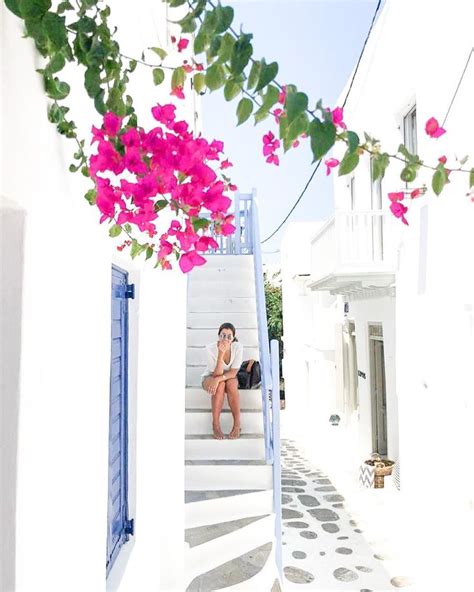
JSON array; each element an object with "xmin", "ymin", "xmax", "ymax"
[{"xmin": 212, "ymin": 341, "xmax": 229, "ymax": 377}]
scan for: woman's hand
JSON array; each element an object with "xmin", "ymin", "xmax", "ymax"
[
  {"xmin": 217, "ymin": 340, "xmax": 230, "ymax": 358},
  {"xmin": 207, "ymin": 376, "xmax": 221, "ymax": 396}
]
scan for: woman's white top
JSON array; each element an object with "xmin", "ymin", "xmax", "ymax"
[{"xmin": 201, "ymin": 341, "xmax": 244, "ymax": 378}]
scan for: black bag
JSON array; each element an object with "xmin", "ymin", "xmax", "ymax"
[{"xmin": 237, "ymin": 359, "xmax": 261, "ymax": 389}]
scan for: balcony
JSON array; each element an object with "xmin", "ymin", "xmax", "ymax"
[{"xmin": 308, "ymin": 210, "xmax": 396, "ymax": 297}]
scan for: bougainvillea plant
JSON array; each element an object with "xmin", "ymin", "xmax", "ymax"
[{"xmin": 5, "ymin": 0, "xmax": 473, "ymax": 269}]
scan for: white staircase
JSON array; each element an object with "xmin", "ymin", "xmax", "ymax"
[{"xmin": 185, "ymin": 255, "xmax": 278, "ymax": 591}]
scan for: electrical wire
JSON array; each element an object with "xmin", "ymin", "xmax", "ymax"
[
  {"xmin": 442, "ymin": 47, "xmax": 473, "ymax": 127},
  {"xmin": 260, "ymin": 0, "xmax": 383, "ymax": 244}
]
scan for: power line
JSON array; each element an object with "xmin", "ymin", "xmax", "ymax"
[
  {"xmin": 442, "ymin": 47, "xmax": 473, "ymax": 127},
  {"xmin": 260, "ymin": 0, "xmax": 383, "ymax": 244}
]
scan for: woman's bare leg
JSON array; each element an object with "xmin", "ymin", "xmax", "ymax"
[
  {"xmin": 210, "ymin": 380, "xmax": 226, "ymax": 439},
  {"xmin": 225, "ymin": 378, "xmax": 241, "ymax": 439}
]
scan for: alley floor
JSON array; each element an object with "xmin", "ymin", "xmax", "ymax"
[{"xmin": 280, "ymin": 439, "xmax": 412, "ymax": 591}]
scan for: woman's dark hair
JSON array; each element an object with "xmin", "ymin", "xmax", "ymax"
[{"xmin": 218, "ymin": 322, "xmax": 238, "ymax": 342}]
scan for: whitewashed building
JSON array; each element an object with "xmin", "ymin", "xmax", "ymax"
[
  {"xmin": 1, "ymin": 2, "xmax": 193, "ymax": 590},
  {"xmin": 282, "ymin": 0, "xmax": 474, "ymax": 589}
]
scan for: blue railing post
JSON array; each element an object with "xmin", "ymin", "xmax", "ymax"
[
  {"xmin": 250, "ymin": 190, "xmax": 273, "ymax": 463},
  {"xmin": 270, "ymin": 339, "xmax": 282, "ymax": 580}
]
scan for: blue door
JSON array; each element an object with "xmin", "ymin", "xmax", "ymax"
[{"xmin": 106, "ymin": 266, "xmax": 134, "ymax": 575}]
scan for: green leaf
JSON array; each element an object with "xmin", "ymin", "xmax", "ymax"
[
  {"xmin": 308, "ymin": 118, "xmax": 336, "ymax": 162},
  {"xmin": 57, "ymin": 1, "xmax": 73, "ymax": 13},
  {"xmin": 400, "ymin": 165, "xmax": 417, "ymax": 183},
  {"xmin": 285, "ymin": 113, "xmax": 309, "ymax": 147},
  {"xmin": 285, "ymin": 92, "xmax": 308, "ymax": 125},
  {"xmin": 253, "ymin": 105, "xmax": 269, "ymax": 124},
  {"xmin": 194, "ymin": 29, "xmax": 209, "ymax": 54},
  {"xmin": 94, "ymin": 89, "xmax": 106, "ymax": 114},
  {"xmin": 205, "ymin": 63, "xmax": 225, "ymax": 91},
  {"xmin": 247, "ymin": 60, "xmax": 261, "ymax": 90},
  {"xmin": 261, "ymin": 84, "xmax": 279, "ymax": 109},
  {"xmin": 193, "ymin": 72, "xmax": 206, "ymax": 94},
  {"xmin": 192, "ymin": 217, "xmax": 210, "ymax": 232},
  {"xmin": 171, "ymin": 66, "xmax": 186, "ymax": 89},
  {"xmin": 44, "ymin": 75, "xmax": 70, "ymax": 100},
  {"xmin": 154, "ymin": 199, "xmax": 168, "ymax": 212},
  {"xmin": 347, "ymin": 131, "xmax": 360, "ymax": 154},
  {"xmin": 432, "ymin": 168, "xmax": 446, "ymax": 196},
  {"xmin": 145, "ymin": 246, "xmax": 154, "ymax": 261},
  {"xmin": 338, "ymin": 151, "xmax": 360, "ymax": 176},
  {"xmin": 152, "ymin": 68, "xmax": 165, "ymax": 85},
  {"xmin": 236, "ymin": 97, "xmax": 253, "ymax": 125},
  {"xmin": 84, "ymin": 65, "xmax": 101, "ymax": 98},
  {"xmin": 371, "ymin": 153, "xmax": 390, "ymax": 181},
  {"xmin": 217, "ymin": 32, "xmax": 234, "ymax": 64},
  {"xmin": 5, "ymin": 0, "xmax": 22, "ymax": 17},
  {"xmin": 470, "ymin": 168, "xmax": 474, "ymax": 189},
  {"xmin": 255, "ymin": 59, "xmax": 278, "ymax": 93},
  {"xmin": 130, "ymin": 239, "xmax": 146, "ymax": 260},
  {"xmin": 18, "ymin": 0, "xmax": 51, "ymax": 20},
  {"xmin": 168, "ymin": 0, "xmax": 186, "ymax": 6},
  {"xmin": 177, "ymin": 13, "xmax": 197, "ymax": 34},
  {"xmin": 230, "ymin": 34, "xmax": 253, "ymax": 76},
  {"xmin": 84, "ymin": 189, "xmax": 96, "ymax": 205},
  {"xmin": 109, "ymin": 224, "xmax": 122, "ymax": 238},
  {"xmin": 46, "ymin": 51, "xmax": 66, "ymax": 74},
  {"xmin": 208, "ymin": 34, "xmax": 222, "ymax": 58},
  {"xmin": 200, "ymin": 8, "xmax": 218, "ymax": 35},
  {"xmin": 224, "ymin": 78, "xmax": 242, "ymax": 101},
  {"xmin": 42, "ymin": 11, "xmax": 67, "ymax": 50},
  {"xmin": 150, "ymin": 46, "xmax": 167, "ymax": 60},
  {"xmin": 214, "ymin": 5, "xmax": 234, "ymax": 34}
]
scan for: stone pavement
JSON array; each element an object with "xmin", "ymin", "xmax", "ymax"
[{"xmin": 280, "ymin": 439, "xmax": 413, "ymax": 591}]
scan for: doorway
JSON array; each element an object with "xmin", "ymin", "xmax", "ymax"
[{"xmin": 369, "ymin": 324, "xmax": 388, "ymax": 456}]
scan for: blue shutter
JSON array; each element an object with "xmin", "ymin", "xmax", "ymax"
[{"xmin": 106, "ymin": 266, "xmax": 134, "ymax": 575}]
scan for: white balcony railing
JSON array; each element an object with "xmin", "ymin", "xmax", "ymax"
[{"xmin": 311, "ymin": 210, "xmax": 394, "ymax": 285}]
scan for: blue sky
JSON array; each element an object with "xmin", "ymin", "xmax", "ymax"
[{"xmin": 201, "ymin": 0, "xmax": 382, "ymax": 263}]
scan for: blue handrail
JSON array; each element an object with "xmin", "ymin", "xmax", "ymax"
[{"xmin": 205, "ymin": 190, "xmax": 282, "ymax": 578}]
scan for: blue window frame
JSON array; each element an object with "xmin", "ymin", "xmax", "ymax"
[{"xmin": 106, "ymin": 265, "xmax": 134, "ymax": 575}]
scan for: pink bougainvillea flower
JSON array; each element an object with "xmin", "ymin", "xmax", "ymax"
[
  {"xmin": 292, "ymin": 140, "xmax": 300, "ymax": 148},
  {"xmin": 410, "ymin": 188, "xmax": 423, "ymax": 199},
  {"xmin": 195, "ymin": 63, "xmax": 204, "ymax": 71},
  {"xmin": 229, "ymin": 183, "xmax": 238, "ymax": 192},
  {"xmin": 388, "ymin": 191, "xmax": 405, "ymax": 202},
  {"xmin": 390, "ymin": 201, "xmax": 409, "ymax": 225},
  {"xmin": 266, "ymin": 153, "xmax": 280, "ymax": 166},
  {"xmin": 170, "ymin": 85, "xmax": 185, "ymax": 100},
  {"xmin": 151, "ymin": 103, "xmax": 176, "ymax": 125},
  {"xmin": 278, "ymin": 85, "xmax": 287, "ymax": 105},
  {"xmin": 272, "ymin": 108, "xmax": 284, "ymax": 124},
  {"xmin": 183, "ymin": 63, "xmax": 193, "ymax": 74},
  {"xmin": 324, "ymin": 158, "xmax": 340, "ymax": 176},
  {"xmin": 173, "ymin": 120, "xmax": 189, "ymax": 135},
  {"xmin": 171, "ymin": 35, "xmax": 176, "ymax": 43},
  {"xmin": 177, "ymin": 37, "xmax": 189, "ymax": 52},
  {"xmin": 425, "ymin": 117, "xmax": 446, "ymax": 138},
  {"xmin": 331, "ymin": 106, "xmax": 346, "ymax": 130},
  {"xmin": 220, "ymin": 159, "xmax": 233, "ymax": 170},
  {"xmin": 179, "ymin": 250, "xmax": 207, "ymax": 273},
  {"xmin": 195, "ymin": 235, "xmax": 219, "ymax": 251},
  {"xmin": 438, "ymin": 155, "xmax": 447, "ymax": 164},
  {"xmin": 103, "ymin": 112, "xmax": 122, "ymax": 137}
]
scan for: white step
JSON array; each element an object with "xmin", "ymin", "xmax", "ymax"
[
  {"xmin": 188, "ymin": 296, "xmax": 257, "ymax": 313},
  {"xmin": 193, "ymin": 254, "xmax": 254, "ymax": 271},
  {"xmin": 185, "ymin": 490, "xmax": 273, "ymax": 529},
  {"xmin": 187, "ymin": 328, "xmax": 258, "ymax": 347},
  {"xmin": 188, "ymin": 279, "xmax": 256, "ymax": 298},
  {"xmin": 187, "ymin": 311, "xmax": 257, "ymax": 329},
  {"xmin": 185, "ymin": 409, "xmax": 263, "ymax": 435},
  {"xmin": 185, "ymin": 463, "xmax": 273, "ymax": 491},
  {"xmin": 185, "ymin": 514, "xmax": 274, "ymax": 581},
  {"xmin": 185, "ymin": 435, "xmax": 265, "ymax": 461},
  {"xmin": 186, "ymin": 364, "xmax": 262, "ymax": 387},
  {"xmin": 185, "ymin": 387, "xmax": 262, "ymax": 410},
  {"xmin": 186, "ymin": 346, "xmax": 260, "ymax": 366}
]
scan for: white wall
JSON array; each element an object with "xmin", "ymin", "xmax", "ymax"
[
  {"xmin": 1, "ymin": 2, "xmax": 193, "ymax": 590},
  {"xmin": 332, "ymin": 1, "xmax": 474, "ymax": 588}
]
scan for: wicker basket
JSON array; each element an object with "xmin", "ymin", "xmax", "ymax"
[{"xmin": 364, "ymin": 454, "xmax": 395, "ymax": 488}]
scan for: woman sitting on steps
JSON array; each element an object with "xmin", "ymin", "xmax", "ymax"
[{"xmin": 201, "ymin": 322, "xmax": 243, "ymax": 440}]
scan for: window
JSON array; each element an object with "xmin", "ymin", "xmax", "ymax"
[{"xmin": 403, "ymin": 105, "xmax": 417, "ymax": 155}]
